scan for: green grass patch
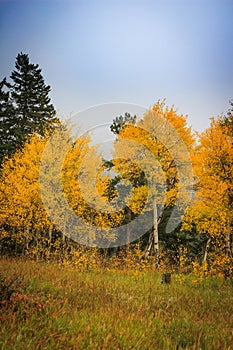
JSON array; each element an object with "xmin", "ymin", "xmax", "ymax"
[{"xmin": 0, "ymin": 258, "xmax": 232, "ymax": 349}]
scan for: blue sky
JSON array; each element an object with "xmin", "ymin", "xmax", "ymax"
[{"xmin": 0, "ymin": 0, "xmax": 233, "ymax": 131}]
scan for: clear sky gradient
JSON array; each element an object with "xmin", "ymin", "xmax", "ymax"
[{"xmin": 0, "ymin": 0, "xmax": 232, "ymax": 131}]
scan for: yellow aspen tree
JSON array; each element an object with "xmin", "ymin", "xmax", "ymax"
[
  {"xmin": 111, "ymin": 100, "xmax": 194, "ymax": 268},
  {"xmin": 183, "ymin": 115, "xmax": 233, "ymax": 268},
  {"xmin": 0, "ymin": 134, "xmax": 51, "ymax": 255},
  {"xmin": 41, "ymin": 127, "xmax": 124, "ymax": 249},
  {"xmin": 0, "ymin": 123, "xmax": 125, "ymax": 256},
  {"xmin": 0, "ymin": 127, "xmax": 96, "ymax": 256}
]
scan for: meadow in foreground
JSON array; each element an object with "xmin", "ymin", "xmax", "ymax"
[{"xmin": 0, "ymin": 258, "xmax": 232, "ymax": 350}]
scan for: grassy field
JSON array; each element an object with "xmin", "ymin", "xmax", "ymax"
[{"xmin": 0, "ymin": 258, "xmax": 233, "ymax": 350}]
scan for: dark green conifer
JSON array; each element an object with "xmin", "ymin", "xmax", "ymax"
[
  {"xmin": 0, "ymin": 53, "xmax": 58, "ymax": 163},
  {"xmin": 0, "ymin": 78, "xmax": 16, "ymax": 162},
  {"xmin": 10, "ymin": 52, "xmax": 58, "ymax": 138}
]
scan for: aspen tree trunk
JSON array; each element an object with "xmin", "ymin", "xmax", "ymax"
[
  {"xmin": 203, "ymin": 237, "xmax": 211, "ymax": 264},
  {"xmin": 143, "ymin": 229, "xmax": 154, "ymax": 260},
  {"xmin": 225, "ymin": 219, "xmax": 232, "ymax": 257},
  {"xmin": 231, "ymin": 232, "xmax": 233, "ymax": 257},
  {"xmin": 35, "ymin": 229, "xmax": 39, "ymax": 261},
  {"xmin": 23, "ymin": 226, "xmax": 29, "ymax": 255},
  {"xmin": 13, "ymin": 227, "xmax": 18, "ymax": 254},
  {"xmin": 153, "ymin": 196, "xmax": 160, "ymax": 270},
  {"xmin": 61, "ymin": 229, "xmax": 66, "ymax": 263},
  {"xmin": 126, "ymin": 209, "xmax": 131, "ymax": 256},
  {"xmin": 224, "ymin": 218, "xmax": 232, "ymax": 279},
  {"xmin": 142, "ymin": 193, "xmax": 161, "ymax": 270},
  {"xmin": 59, "ymin": 212, "xmax": 67, "ymax": 262},
  {"xmin": 225, "ymin": 233, "xmax": 231, "ymax": 257},
  {"xmin": 48, "ymin": 225, "xmax": 52, "ymax": 260}
]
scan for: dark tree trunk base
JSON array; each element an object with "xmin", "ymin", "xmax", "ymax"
[{"xmin": 161, "ymin": 273, "xmax": 171, "ymax": 284}]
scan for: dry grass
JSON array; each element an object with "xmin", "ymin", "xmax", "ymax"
[{"xmin": 0, "ymin": 257, "xmax": 233, "ymax": 349}]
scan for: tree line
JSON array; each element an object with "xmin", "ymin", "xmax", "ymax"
[{"xmin": 0, "ymin": 53, "xmax": 232, "ymax": 276}]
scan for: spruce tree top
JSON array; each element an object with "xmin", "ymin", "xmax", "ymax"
[
  {"xmin": 10, "ymin": 52, "xmax": 57, "ymax": 137},
  {"xmin": 0, "ymin": 53, "xmax": 58, "ymax": 164}
]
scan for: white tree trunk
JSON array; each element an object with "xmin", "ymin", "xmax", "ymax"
[
  {"xmin": 203, "ymin": 237, "xmax": 211, "ymax": 264},
  {"xmin": 153, "ymin": 196, "xmax": 159, "ymax": 270}
]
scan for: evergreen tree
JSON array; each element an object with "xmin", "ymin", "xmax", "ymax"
[
  {"xmin": 0, "ymin": 53, "xmax": 58, "ymax": 164},
  {"xmin": 0, "ymin": 78, "xmax": 17, "ymax": 162},
  {"xmin": 110, "ymin": 112, "xmax": 137, "ymax": 135},
  {"xmin": 222, "ymin": 99, "xmax": 233, "ymax": 136},
  {"xmin": 10, "ymin": 53, "xmax": 58, "ymax": 139}
]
